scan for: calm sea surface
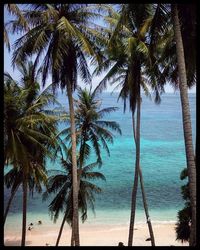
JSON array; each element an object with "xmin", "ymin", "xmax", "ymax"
[{"xmin": 4, "ymin": 92, "xmax": 196, "ymax": 226}]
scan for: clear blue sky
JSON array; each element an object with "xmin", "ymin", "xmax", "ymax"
[{"xmin": 4, "ymin": 5, "xmax": 196, "ymax": 93}]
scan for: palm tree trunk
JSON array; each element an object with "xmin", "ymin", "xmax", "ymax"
[
  {"xmin": 21, "ymin": 169, "xmax": 28, "ymax": 246},
  {"xmin": 132, "ymin": 116, "xmax": 155, "ymax": 246},
  {"xmin": 139, "ymin": 168, "xmax": 155, "ymax": 246},
  {"xmin": 71, "ymin": 224, "xmax": 75, "ymax": 246},
  {"xmin": 66, "ymin": 84, "xmax": 80, "ymax": 246},
  {"xmin": 4, "ymin": 186, "xmax": 19, "ymax": 225},
  {"xmin": 128, "ymin": 87, "xmax": 141, "ymax": 246},
  {"xmin": 79, "ymin": 131, "xmax": 86, "ymax": 170},
  {"xmin": 56, "ymin": 210, "xmax": 68, "ymax": 246},
  {"xmin": 172, "ymin": 4, "xmax": 196, "ymax": 246},
  {"xmin": 70, "ymin": 174, "xmax": 81, "ymax": 246}
]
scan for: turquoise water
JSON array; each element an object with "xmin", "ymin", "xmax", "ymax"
[{"xmin": 4, "ymin": 92, "xmax": 196, "ymax": 226}]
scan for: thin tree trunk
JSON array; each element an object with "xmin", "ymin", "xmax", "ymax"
[
  {"xmin": 66, "ymin": 84, "xmax": 80, "ymax": 246},
  {"xmin": 128, "ymin": 87, "xmax": 141, "ymax": 246},
  {"xmin": 132, "ymin": 116, "xmax": 155, "ymax": 246},
  {"xmin": 56, "ymin": 210, "xmax": 68, "ymax": 246},
  {"xmin": 21, "ymin": 169, "xmax": 27, "ymax": 246},
  {"xmin": 172, "ymin": 4, "xmax": 196, "ymax": 246},
  {"xmin": 4, "ymin": 185, "xmax": 19, "ymax": 225}
]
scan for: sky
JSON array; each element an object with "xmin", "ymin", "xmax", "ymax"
[{"xmin": 4, "ymin": 5, "xmax": 196, "ymax": 94}]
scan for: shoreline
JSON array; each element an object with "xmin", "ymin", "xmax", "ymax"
[{"xmin": 4, "ymin": 221, "xmax": 188, "ymax": 246}]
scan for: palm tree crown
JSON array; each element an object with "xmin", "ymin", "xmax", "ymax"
[
  {"xmin": 58, "ymin": 87, "xmax": 122, "ymax": 166},
  {"xmin": 43, "ymin": 149, "xmax": 106, "ymax": 225},
  {"xmin": 12, "ymin": 4, "xmax": 106, "ymax": 91}
]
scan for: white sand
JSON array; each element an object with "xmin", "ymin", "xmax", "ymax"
[{"xmin": 4, "ymin": 222, "xmax": 188, "ymax": 246}]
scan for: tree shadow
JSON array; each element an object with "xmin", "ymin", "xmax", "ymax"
[{"xmin": 4, "ymin": 238, "xmax": 32, "ymax": 246}]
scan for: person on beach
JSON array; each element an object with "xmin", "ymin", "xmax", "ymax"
[{"xmin": 38, "ymin": 220, "xmax": 42, "ymax": 225}]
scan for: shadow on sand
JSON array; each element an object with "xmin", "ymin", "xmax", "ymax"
[{"xmin": 4, "ymin": 238, "xmax": 32, "ymax": 246}]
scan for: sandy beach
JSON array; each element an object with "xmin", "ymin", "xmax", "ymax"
[{"xmin": 4, "ymin": 221, "xmax": 188, "ymax": 246}]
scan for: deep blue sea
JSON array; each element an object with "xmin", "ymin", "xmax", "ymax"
[{"xmin": 4, "ymin": 92, "xmax": 196, "ymax": 228}]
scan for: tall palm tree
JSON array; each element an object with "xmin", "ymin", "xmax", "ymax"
[
  {"xmin": 4, "ymin": 74, "xmax": 33, "ymax": 247},
  {"xmin": 43, "ymin": 146, "xmax": 106, "ymax": 246},
  {"xmin": 4, "ymin": 62, "xmax": 60, "ymax": 246},
  {"xmin": 55, "ymin": 87, "xmax": 121, "ymax": 244},
  {"xmin": 11, "ymin": 4, "xmax": 109, "ymax": 244},
  {"xmin": 152, "ymin": 4, "xmax": 196, "ymax": 246},
  {"xmin": 132, "ymin": 113, "xmax": 155, "ymax": 246},
  {"xmin": 171, "ymin": 4, "xmax": 196, "ymax": 246},
  {"xmin": 147, "ymin": 5, "xmax": 196, "ymax": 245},
  {"xmin": 93, "ymin": 4, "xmax": 162, "ymax": 246}
]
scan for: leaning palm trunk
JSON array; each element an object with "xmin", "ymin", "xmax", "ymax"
[
  {"xmin": 172, "ymin": 4, "xmax": 196, "ymax": 246},
  {"xmin": 66, "ymin": 84, "xmax": 80, "ymax": 246},
  {"xmin": 132, "ymin": 116, "xmax": 155, "ymax": 246},
  {"xmin": 128, "ymin": 87, "xmax": 141, "ymax": 246},
  {"xmin": 56, "ymin": 210, "xmax": 68, "ymax": 246},
  {"xmin": 139, "ymin": 168, "xmax": 155, "ymax": 246},
  {"xmin": 21, "ymin": 168, "xmax": 28, "ymax": 246},
  {"xmin": 4, "ymin": 185, "xmax": 19, "ymax": 225}
]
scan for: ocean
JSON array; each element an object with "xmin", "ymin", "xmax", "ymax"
[{"xmin": 4, "ymin": 92, "xmax": 196, "ymax": 232}]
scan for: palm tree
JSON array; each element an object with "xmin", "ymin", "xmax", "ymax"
[
  {"xmin": 176, "ymin": 5, "xmax": 196, "ymax": 86},
  {"xmin": 4, "ymin": 163, "xmax": 48, "ymax": 225},
  {"xmin": 149, "ymin": 4, "xmax": 196, "ymax": 90},
  {"xmin": 132, "ymin": 114, "xmax": 155, "ymax": 246},
  {"xmin": 93, "ymin": 4, "xmax": 163, "ymax": 246},
  {"xmin": 4, "ymin": 62, "xmax": 60, "ymax": 246},
  {"xmin": 11, "ymin": 4, "xmax": 109, "ymax": 244},
  {"xmin": 4, "ymin": 75, "xmax": 32, "ymax": 246},
  {"xmin": 54, "ymin": 87, "xmax": 121, "ymax": 244},
  {"xmin": 171, "ymin": 4, "xmax": 196, "ymax": 246},
  {"xmin": 147, "ymin": 4, "xmax": 196, "ymax": 244},
  {"xmin": 4, "ymin": 167, "xmax": 21, "ymax": 225},
  {"xmin": 58, "ymin": 87, "xmax": 122, "ymax": 168},
  {"xmin": 4, "ymin": 4, "xmax": 29, "ymax": 51},
  {"xmin": 43, "ymin": 146, "xmax": 106, "ymax": 246}
]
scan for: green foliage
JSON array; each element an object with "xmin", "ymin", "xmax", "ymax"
[
  {"xmin": 175, "ymin": 168, "xmax": 191, "ymax": 243},
  {"xmin": 44, "ymin": 87, "xmax": 119, "ymax": 225},
  {"xmin": 149, "ymin": 4, "xmax": 196, "ymax": 90},
  {"xmin": 12, "ymin": 4, "xmax": 109, "ymax": 92},
  {"xmin": 4, "ymin": 163, "xmax": 48, "ymax": 197},
  {"xmin": 4, "ymin": 4, "xmax": 29, "ymax": 51},
  {"xmin": 4, "ymin": 59, "xmax": 64, "ymax": 209},
  {"xmin": 4, "ymin": 4, "xmax": 196, "ymax": 242},
  {"xmin": 58, "ymin": 87, "xmax": 121, "ymax": 166},
  {"xmin": 43, "ymin": 149, "xmax": 106, "ymax": 225},
  {"xmin": 94, "ymin": 4, "xmax": 167, "ymax": 115}
]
